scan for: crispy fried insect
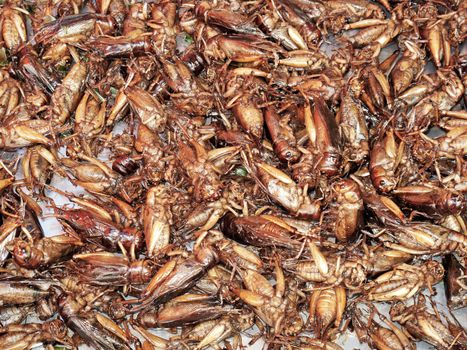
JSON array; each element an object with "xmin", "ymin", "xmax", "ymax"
[{"xmin": 390, "ymin": 294, "xmax": 467, "ymax": 349}]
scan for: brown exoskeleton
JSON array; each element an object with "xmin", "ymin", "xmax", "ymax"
[
  {"xmin": 143, "ymin": 185, "xmax": 173, "ymax": 257},
  {"xmin": 22, "ymin": 146, "xmax": 64, "ymax": 188},
  {"xmin": 74, "ymin": 90, "xmax": 106, "ymax": 136},
  {"xmin": 244, "ymin": 153, "xmax": 321, "ymax": 219},
  {"xmin": 393, "ymin": 185, "xmax": 465, "ymax": 216},
  {"xmin": 178, "ymin": 138, "xmax": 223, "ymax": 202},
  {"xmin": 48, "ymin": 60, "xmax": 88, "ymax": 126},
  {"xmin": 309, "ymin": 286, "xmax": 346, "ymax": 339},
  {"xmin": 325, "ymin": 179, "xmax": 364, "ymax": 242},
  {"xmin": 220, "ymin": 212, "xmax": 305, "ymax": 250},
  {"xmin": 0, "ymin": 73, "xmax": 22, "ymax": 120},
  {"xmin": 365, "ymin": 260, "xmax": 444, "ymax": 302},
  {"xmin": 444, "ymin": 254, "xmax": 467, "ymax": 310},
  {"xmin": 337, "ymin": 79, "xmax": 370, "ymax": 168},
  {"xmin": 7, "ymin": 234, "xmax": 83, "ymax": 269},
  {"xmin": 375, "ymin": 221, "xmax": 467, "ymax": 256},
  {"xmin": 369, "ymin": 129, "xmax": 404, "ymax": 193},
  {"xmin": 136, "ymin": 294, "xmax": 234, "ymax": 328},
  {"xmin": 56, "ymin": 208, "xmax": 144, "ymax": 253},
  {"xmin": 0, "ymin": 2, "xmax": 27, "ymax": 52},
  {"xmin": 0, "ymin": 319, "xmax": 71, "ymax": 350},
  {"xmin": 0, "ymin": 120, "xmax": 52, "ymax": 150},
  {"xmin": 391, "ymin": 40, "xmax": 425, "ymax": 97},
  {"xmin": 264, "ymin": 106, "xmax": 300, "ymax": 163},
  {"xmin": 352, "ymin": 302, "xmax": 415, "ymax": 350},
  {"xmin": 58, "ymin": 292, "xmax": 131, "ymax": 350},
  {"xmin": 70, "ymin": 252, "xmax": 155, "ymax": 287},
  {"xmin": 390, "ymin": 294, "xmax": 467, "ymax": 349},
  {"xmin": 125, "ymin": 86, "xmax": 167, "ymax": 133},
  {"xmin": 303, "ymin": 97, "xmax": 341, "ymax": 177},
  {"xmin": 178, "ymin": 310, "xmax": 254, "ymax": 349},
  {"xmin": 284, "ymin": 242, "xmax": 367, "ymax": 289},
  {"xmin": 203, "ymin": 33, "xmax": 284, "ymax": 63},
  {"xmin": 34, "ymin": 12, "xmax": 114, "ymax": 44},
  {"xmin": 196, "ymin": 1, "xmax": 263, "ymax": 37},
  {"xmin": 160, "ymin": 58, "xmax": 213, "ymax": 116},
  {"xmin": 127, "ymin": 246, "xmax": 218, "ymax": 312},
  {"xmin": 234, "ymin": 259, "xmax": 302, "ymax": 336},
  {"xmin": 185, "ymin": 182, "xmax": 244, "ymax": 232},
  {"xmin": 0, "ymin": 278, "xmax": 60, "ymax": 312},
  {"xmin": 406, "ymin": 70, "xmax": 464, "ymax": 131},
  {"xmin": 420, "ymin": 4, "xmax": 450, "ymax": 68},
  {"xmin": 200, "ymin": 230, "xmax": 264, "ymax": 272}
]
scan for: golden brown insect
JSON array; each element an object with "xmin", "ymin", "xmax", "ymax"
[
  {"xmin": 393, "ymin": 185, "xmax": 465, "ymax": 216},
  {"xmin": 0, "ymin": 319, "xmax": 71, "ymax": 350},
  {"xmin": 161, "ymin": 58, "xmax": 213, "ymax": 116},
  {"xmin": 136, "ymin": 294, "xmax": 233, "ymax": 328},
  {"xmin": 70, "ymin": 252, "xmax": 155, "ymax": 286},
  {"xmin": 74, "ymin": 90, "xmax": 106, "ymax": 135},
  {"xmin": 127, "ymin": 246, "xmax": 218, "ymax": 312},
  {"xmin": 369, "ymin": 129, "xmax": 403, "ymax": 193},
  {"xmin": 255, "ymin": 2, "xmax": 310, "ymax": 50},
  {"xmin": 284, "ymin": 242, "xmax": 367, "ymax": 289},
  {"xmin": 233, "ymin": 259, "xmax": 292, "ymax": 335},
  {"xmin": 0, "ymin": 4, "xmax": 27, "ymax": 51},
  {"xmin": 220, "ymin": 212, "xmax": 304, "ymax": 250},
  {"xmin": 264, "ymin": 106, "xmax": 300, "ymax": 163},
  {"xmin": 178, "ymin": 310, "xmax": 254, "ymax": 349},
  {"xmin": 376, "ymin": 221, "xmax": 467, "ymax": 256},
  {"xmin": 7, "ymin": 234, "xmax": 82, "ymax": 269},
  {"xmin": 49, "ymin": 60, "xmax": 88, "ymax": 125},
  {"xmin": 125, "ymin": 86, "xmax": 167, "ymax": 133},
  {"xmin": 58, "ymin": 292, "xmax": 131, "ymax": 350},
  {"xmin": 196, "ymin": 1, "xmax": 263, "ymax": 36},
  {"xmin": 185, "ymin": 183, "xmax": 243, "ymax": 231},
  {"xmin": 0, "ymin": 74, "xmax": 22, "ymax": 120},
  {"xmin": 22, "ymin": 146, "xmax": 65, "ymax": 188},
  {"xmin": 34, "ymin": 12, "xmax": 115, "ymax": 45},
  {"xmin": 326, "ymin": 179, "xmax": 364, "ymax": 242},
  {"xmin": 56, "ymin": 208, "xmax": 144, "ymax": 253},
  {"xmin": 0, "ymin": 121, "xmax": 52, "ymax": 150},
  {"xmin": 0, "ymin": 279, "xmax": 59, "ymax": 307},
  {"xmin": 365, "ymin": 260, "xmax": 444, "ymax": 302},
  {"xmin": 231, "ymin": 94, "xmax": 264, "ymax": 140},
  {"xmin": 203, "ymin": 33, "xmax": 284, "ymax": 62},
  {"xmin": 422, "ymin": 10, "xmax": 450, "ymax": 68},
  {"xmin": 245, "ymin": 156, "xmax": 321, "ymax": 219},
  {"xmin": 362, "ymin": 245, "xmax": 413, "ymax": 276},
  {"xmin": 202, "ymin": 230, "xmax": 264, "ymax": 272},
  {"xmin": 435, "ymin": 126, "xmax": 467, "ymax": 157},
  {"xmin": 309, "ymin": 286, "xmax": 346, "ymax": 339},
  {"xmin": 390, "ymin": 294, "xmax": 467, "ymax": 349},
  {"xmin": 143, "ymin": 185, "xmax": 173, "ymax": 257},
  {"xmin": 443, "ymin": 254, "xmax": 466, "ymax": 310},
  {"xmin": 337, "ymin": 79, "xmax": 369, "ymax": 167},
  {"xmin": 304, "ymin": 98, "xmax": 341, "ymax": 176},
  {"xmin": 17, "ymin": 47, "xmax": 60, "ymax": 94},
  {"xmin": 391, "ymin": 41, "xmax": 425, "ymax": 97},
  {"xmin": 406, "ymin": 70, "xmax": 464, "ymax": 131},
  {"xmin": 352, "ymin": 302, "xmax": 415, "ymax": 350},
  {"xmin": 178, "ymin": 139, "xmax": 223, "ymax": 202}
]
